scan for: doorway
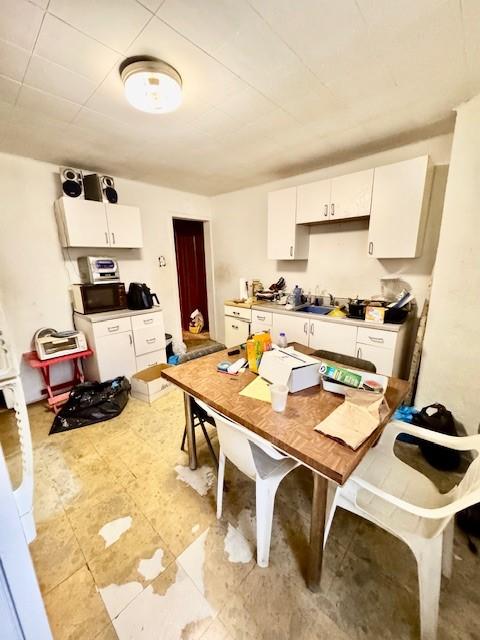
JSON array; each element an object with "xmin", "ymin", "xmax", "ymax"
[{"xmin": 173, "ymin": 219, "xmax": 210, "ymax": 340}]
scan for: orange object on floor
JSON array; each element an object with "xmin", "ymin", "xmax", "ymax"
[{"xmin": 23, "ymin": 349, "xmax": 93, "ymax": 414}]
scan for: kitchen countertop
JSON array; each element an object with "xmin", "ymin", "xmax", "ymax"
[
  {"xmin": 224, "ymin": 299, "xmax": 270, "ymax": 309},
  {"xmin": 252, "ymin": 302, "xmax": 405, "ymax": 332},
  {"xmin": 74, "ymin": 306, "xmax": 162, "ymax": 323}
]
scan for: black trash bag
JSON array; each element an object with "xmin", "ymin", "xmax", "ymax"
[
  {"xmin": 50, "ymin": 376, "xmax": 130, "ymax": 434},
  {"xmin": 457, "ymin": 505, "xmax": 480, "ymax": 554},
  {"xmin": 412, "ymin": 403, "xmax": 461, "ymax": 471}
]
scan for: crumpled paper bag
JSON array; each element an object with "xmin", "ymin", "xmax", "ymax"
[{"xmin": 315, "ymin": 388, "xmax": 387, "ymax": 450}]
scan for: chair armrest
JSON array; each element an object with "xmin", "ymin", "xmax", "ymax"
[
  {"xmin": 350, "ymin": 475, "xmax": 464, "ymax": 520},
  {"xmin": 385, "ymin": 420, "xmax": 480, "ymax": 452}
]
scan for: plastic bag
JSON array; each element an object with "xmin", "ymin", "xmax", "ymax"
[
  {"xmin": 412, "ymin": 403, "xmax": 461, "ymax": 471},
  {"xmin": 50, "ymin": 376, "xmax": 130, "ymax": 434}
]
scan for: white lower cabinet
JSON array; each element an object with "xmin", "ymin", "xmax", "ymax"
[
  {"xmin": 355, "ymin": 343, "xmax": 395, "ymax": 377},
  {"xmin": 271, "ymin": 313, "xmax": 309, "ymax": 345},
  {"xmin": 224, "ymin": 319, "xmax": 250, "ymax": 348},
  {"xmin": 308, "ymin": 320, "xmax": 357, "ymax": 356},
  {"xmin": 94, "ymin": 332, "xmax": 137, "ymax": 381},
  {"xmin": 75, "ymin": 309, "xmax": 166, "ymax": 382}
]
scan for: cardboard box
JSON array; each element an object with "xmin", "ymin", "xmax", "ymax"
[
  {"xmin": 258, "ymin": 347, "xmax": 322, "ymax": 393},
  {"xmin": 131, "ymin": 364, "xmax": 174, "ymax": 404}
]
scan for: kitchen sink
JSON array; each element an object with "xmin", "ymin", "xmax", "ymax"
[{"xmin": 297, "ymin": 305, "xmax": 334, "ymax": 315}]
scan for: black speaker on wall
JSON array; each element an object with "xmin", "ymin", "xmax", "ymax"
[
  {"xmin": 60, "ymin": 166, "xmax": 84, "ymax": 198},
  {"xmin": 84, "ymin": 173, "xmax": 118, "ymax": 204}
]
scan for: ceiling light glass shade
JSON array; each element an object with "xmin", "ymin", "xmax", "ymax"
[{"xmin": 121, "ymin": 60, "xmax": 182, "ymax": 114}]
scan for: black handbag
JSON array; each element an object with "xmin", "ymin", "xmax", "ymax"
[{"xmin": 412, "ymin": 403, "xmax": 461, "ymax": 471}]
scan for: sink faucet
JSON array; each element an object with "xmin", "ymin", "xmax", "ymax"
[{"xmin": 328, "ymin": 292, "xmax": 335, "ymax": 306}]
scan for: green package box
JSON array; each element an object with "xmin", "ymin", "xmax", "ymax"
[{"xmin": 323, "ymin": 364, "xmax": 362, "ymax": 388}]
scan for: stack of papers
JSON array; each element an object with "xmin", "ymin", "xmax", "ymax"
[
  {"xmin": 239, "ymin": 376, "xmax": 271, "ymax": 402},
  {"xmin": 314, "ymin": 388, "xmax": 386, "ymax": 450}
]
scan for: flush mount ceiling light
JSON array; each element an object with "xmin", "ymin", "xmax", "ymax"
[{"xmin": 120, "ymin": 57, "xmax": 182, "ymax": 114}]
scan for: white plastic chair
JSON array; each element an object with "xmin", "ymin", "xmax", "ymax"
[
  {"xmin": 324, "ymin": 420, "xmax": 480, "ymax": 640},
  {"xmin": 195, "ymin": 398, "xmax": 299, "ymax": 568}
]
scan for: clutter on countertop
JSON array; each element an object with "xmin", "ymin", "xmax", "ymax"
[{"xmin": 314, "ymin": 388, "xmax": 387, "ymax": 450}]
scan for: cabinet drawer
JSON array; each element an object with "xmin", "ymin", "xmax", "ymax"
[
  {"xmin": 133, "ymin": 326, "xmax": 166, "ymax": 356},
  {"xmin": 136, "ymin": 348, "xmax": 166, "ymax": 371},
  {"xmin": 251, "ymin": 310, "xmax": 272, "ymax": 325},
  {"xmin": 93, "ymin": 317, "xmax": 132, "ymax": 338},
  {"xmin": 131, "ymin": 311, "xmax": 163, "ymax": 331},
  {"xmin": 357, "ymin": 327, "xmax": 396, "ymax": 350},
  {"xmin": 355, "ymin": 343, "xmax": 394, "ymax": 376},
  {"xmin": 224, "ymin": 305, "xmax": 252, "ymax": 321}
]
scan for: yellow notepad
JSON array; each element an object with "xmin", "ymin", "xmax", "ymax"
[{"xmin": 239, "ymin": 376, "xmax": 271, "ymax": 403}]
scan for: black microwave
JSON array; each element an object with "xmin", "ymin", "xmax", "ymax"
[{"xmin": 71, "ymin": 283, "xmax": 127, "ymax": 314}]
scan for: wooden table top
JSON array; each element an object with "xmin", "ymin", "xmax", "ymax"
[{"xmin": 162, "ymin": 344, "xmax": 409, "ymax": 484}]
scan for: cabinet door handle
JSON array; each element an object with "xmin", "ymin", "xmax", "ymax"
[
  {"xmin": 257, "ymin": 315, "xmax": 265, "ymax": 321},
  {"xmin": 108, "ymin": 325, "xmax": 119, "ymax": 332},
  {"xmin": 143, "ymin": 318, "xmax": 153, "ymax": 324},
  {"xmin": 331, "ymin": 203, "xmax": 335, "ymax": 216},
  {"xmin": 146, "ymin": 337, "xmax": 156, "ymax": 344},
  {"xmin": 112, "ymin": 232, "xmax": 116, "ymax": 245},
  {"xmin": 232, "ymin": 324, "xmax": 238, "ymax": 329},
  {"xmin": 233, "ymin": 311, "xmax": 240, "ymax": 316},
  {"xmin": 304, "ymin": 321, "xmax": 308, "ymax": 334},
  {"xmin": 369, "ymin": 336, "xmax": 384, "ymax": 343},
  {"xmin": 357, "ymin": 347, "xmax": 362, "ymax": 358},
  {"xmin": 104, "ymin": 231, "xmax": 108, "ymax": 244},
  {"xmin": 289, "ymin": 246, "xmax": 293, "ymax": 257},
  {"xmin": 129, "ymin": 334, "xmax": 132, "ymax": 345},
  {"xmin": 368, "ymin": 241, "xmax": 374, "ymax": 255},
  {"xmin": 324, "ymin": 204, "xmax": 328, "ymax": 217},
  {"xmin": 310, "ymin": 323, "xmax": 314, "ymax": 335}
]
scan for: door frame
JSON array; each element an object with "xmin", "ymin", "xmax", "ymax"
[{"xmin": 167, "ymin": 214, "xmax": 216, "ymax": 343}]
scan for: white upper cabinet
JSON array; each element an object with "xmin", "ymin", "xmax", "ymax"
[
  {"xmin": 268, "ymin": 187, "xmax": 309, "ymax": 260},
  {"xmin": 296, "ymin": 179, "xmax": 331, "ymax": 223},
  {"xmin": 368, "ymin": 155, "xmax": 433, "ymax": 259},
  {"xmin": 55, "ymin": 197, "xmax": 143, "ymax": 249},
  {"xmin": 105, "ymin": 203, "xmax": 143, "ymax": 248},
  {"xmin": 296, "ymin": 169, "xmax": 373, "ymax": 223},
  {"xmin": 55, "ymin": 197, "xmax": 109, "ymax": 247},
  {"xmin": 330, "ymin": 168, "xmax": 374, "ymax": 220}
]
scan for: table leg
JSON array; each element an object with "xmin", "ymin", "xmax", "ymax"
[
  {"xmin": 307, "ymin": 472, "xmax": 328, "ymax": 592},
  {"xmin": 184, "ymin": 394, "xmax": 197, "ymax": 471}
]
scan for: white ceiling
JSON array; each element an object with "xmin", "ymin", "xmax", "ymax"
[{"xmin": 0, "ymin": 0, "xmax": 476, "ymax": 195}]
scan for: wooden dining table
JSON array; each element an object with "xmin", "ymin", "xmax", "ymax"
[{"xmin": 161, "ymin": 343, "xmax": 408, "ymax": 591}]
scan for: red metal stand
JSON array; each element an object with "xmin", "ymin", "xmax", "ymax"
[{"xmin": 23, "ymin": 349, "xmax": 94, "ymax": 414}]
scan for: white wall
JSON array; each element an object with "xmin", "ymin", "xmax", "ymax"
[
  {"xmin": 211, "ymin": 134, "xmax": 452, "ymax": 344},
  {"xmin": 0, "ymin": 153, "xmax": 211, "ymax": 403},
  {"xmin": 416, "ymin": 98, "xmax": 480, "ymax": 435}
]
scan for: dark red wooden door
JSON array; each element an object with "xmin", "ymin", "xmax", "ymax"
[{"xmin": 173, "ymin": 219, "xmax": 209, "ymax": 332}]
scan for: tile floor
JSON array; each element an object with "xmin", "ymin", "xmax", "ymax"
[{"xmin": 1, "ymin": 389, "xmax": 479, "ymax": 640}]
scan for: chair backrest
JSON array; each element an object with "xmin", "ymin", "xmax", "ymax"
[
  {"xmin": 194, "ymin": 398, "xmax": 287, "ymax": 480},
  {"xmin": 312, "ymin": 349, "xmax": 376, "ymax": 373}
]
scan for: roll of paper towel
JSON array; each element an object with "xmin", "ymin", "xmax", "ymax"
[{"xmin": 239, "ymin": 278, "xmax": 248, "ymax": 300}]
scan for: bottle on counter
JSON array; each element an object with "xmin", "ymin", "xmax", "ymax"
[
  {"xmin": 278, "ymin": 332, "xmax": 288, "ymax": 348},
  {"xmin": 293, "ymin": 284, "xmax": 302, "ymax": 307}
]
